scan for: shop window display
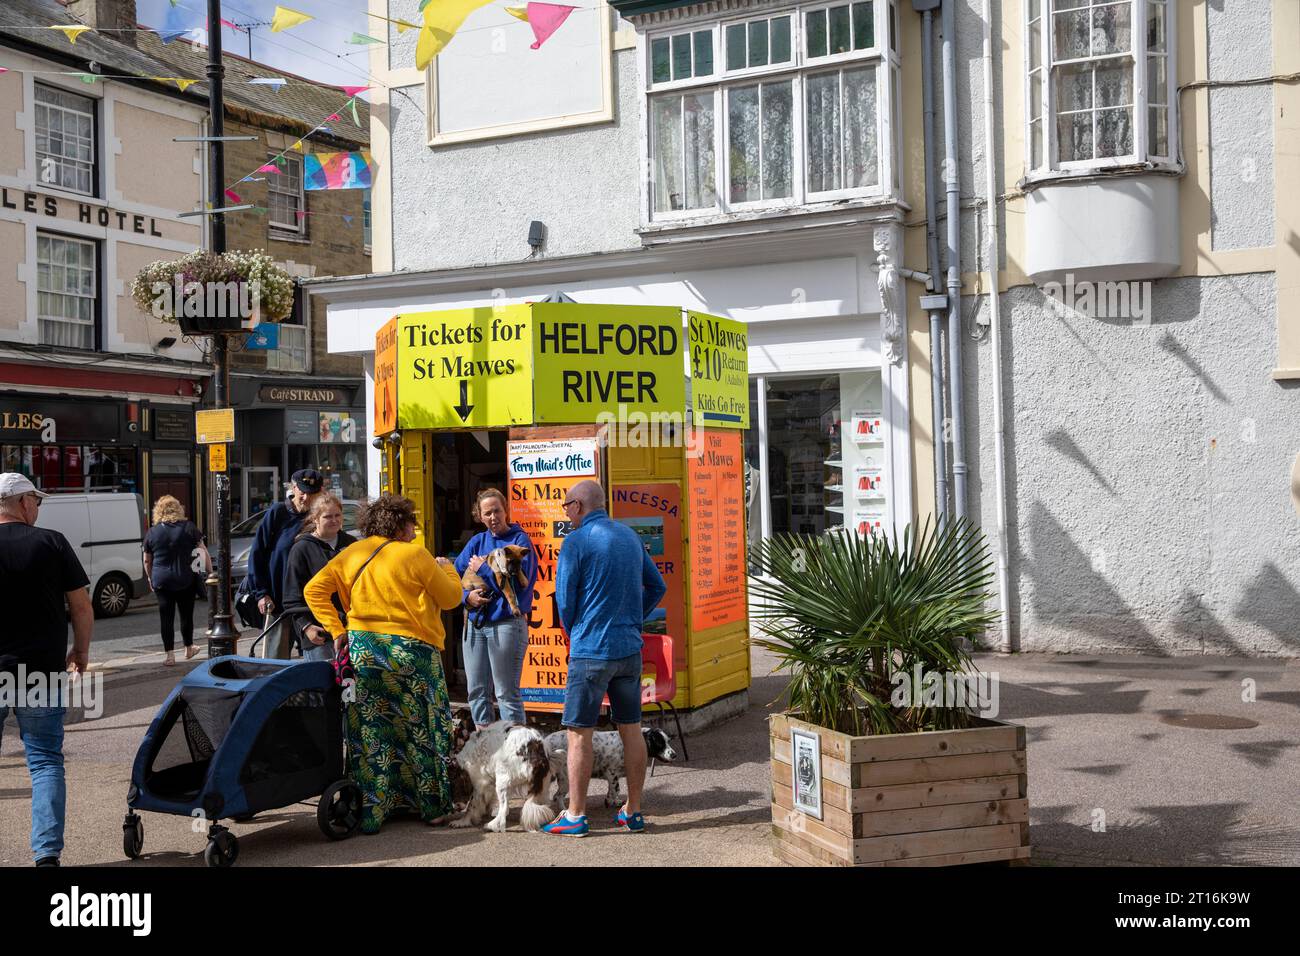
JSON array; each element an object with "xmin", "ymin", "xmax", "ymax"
[{"xmin": 2, "ymin": 444, "xmax": 137, "ymax": 493}]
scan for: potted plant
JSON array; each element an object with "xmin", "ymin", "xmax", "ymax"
[
  {"xmin": 754, "ymin": 520, "xmax": 1030, "ymax": 867},
  {"xmin": 131, "ymin": 250, "xmax": 294, "ymax": 335}
]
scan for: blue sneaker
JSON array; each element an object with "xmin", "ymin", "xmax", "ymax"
[
  {"xmin": 542, "ymin": 812, "xmax": 589, "ymax": 837},
  {"xmin": 615, "ymin": 808, "xmax": 646, "ymax": 833}
]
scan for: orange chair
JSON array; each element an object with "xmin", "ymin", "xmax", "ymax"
[{"xmin": 639, "ymin": 632, "xmax": 688, "ymax": 767}]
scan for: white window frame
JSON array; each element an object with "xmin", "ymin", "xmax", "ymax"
[
  {"xmin": 36, "ymin": 231, "xmax": 97, "ymax": 351},
  {"xmin": 268, "ymin": 152, "xmax": 305, "ymax": 234},
  {"xmin": 1025, "ymin": 0, "xmax": 1179, "ymax": 179},
  {"xmin": 800, "ymin": 0, "xmax": 883, "ymax": 66},
  {"xmin": 643, "ymin": 0, "xmax": 896, "ymax": 225},
  {"xmin": 266, "ymin": 322, "xmax": 308, "ymax": 372},
  {"xmin": 721, "ymin": 11, "xmax": 797, "ymax": 79},
  {"xmin": 649, "ymin": 26, "xmax": 719, "ymax": 90},
  {"xmin": 33, "ymin": 83, "xmax": 97, "ymax": 197}
]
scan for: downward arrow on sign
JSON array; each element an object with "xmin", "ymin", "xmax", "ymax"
[{"xmin": 453, "ymin": 379, "xmax": 474, "ymax": 422}]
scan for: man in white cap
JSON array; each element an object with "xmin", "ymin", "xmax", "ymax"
[{"xmin": 0, "ymin": 474, "xmax": 93, "ymax": 867}]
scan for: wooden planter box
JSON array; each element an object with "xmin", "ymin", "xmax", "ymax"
[{"xmin": 770, "ymin": 713, "xmax": 1030, "ymax": 867}]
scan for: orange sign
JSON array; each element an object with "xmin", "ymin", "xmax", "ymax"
[
  {"xmin": 688, "ymin": 429, "xmax": 747, "ymax": 631},
  {"xmin": 611, "ymin": 482, "xmax": 684, "ymax": 674},
  {"xmin": 509, "ymin": 438, "xmax": 599, "ymax": 712},
  {"xmin": 374, "ymin": 316, "xmax": 398, "ymax": 435}
]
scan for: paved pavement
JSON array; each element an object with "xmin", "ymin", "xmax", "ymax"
[{"xmin": 3, "ymin": 638, "xmax": 1298, "ymax": 866}]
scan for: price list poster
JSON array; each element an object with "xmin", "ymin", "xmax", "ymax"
[{"xmin": 688, "ymin": 430, "xmax": 747, "ymax": 630}]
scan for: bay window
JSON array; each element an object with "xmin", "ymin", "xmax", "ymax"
[
  {"xmin": 646, "ymin": 1, "xmax": 899, "ymax": 221},
  {"xmin": 1026, "ymin": 0, "xmax": 1176, "ymax": 174}
]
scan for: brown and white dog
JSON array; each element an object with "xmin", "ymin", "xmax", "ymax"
[
  {"xmin": 460, "ymin": 545, "xmax": 531, "ymax": 617},
  {"xmin": 449, "ymin": 717, "xmax": 554, "ymax": 832}
]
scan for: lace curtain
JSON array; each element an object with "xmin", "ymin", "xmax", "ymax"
[{"xmin": 806, "ymin": 66, "xmax": 878, "ymax": 193}]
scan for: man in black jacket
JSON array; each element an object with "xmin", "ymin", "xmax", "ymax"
[{"xmin": 249, "ymin": 469, "xmax": 323, "ymax": 658}]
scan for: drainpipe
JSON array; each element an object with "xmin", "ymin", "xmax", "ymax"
[
  {"xmin": 941, "ymin": 0, "xmax": 968, "ymax": 521},
  {"xmin": 981, "ymin": 0, "xmax": 1013, "ymax": 651},
  {"xmin": 916, "ymin": 1, "xmax": 949, "ymax": 525}
]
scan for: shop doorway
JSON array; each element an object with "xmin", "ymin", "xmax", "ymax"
[
  {"xmin": 151, "ymin": 476, "xmax": 192, "ymax": 522},
  {"xmin": 429, "ymin": 430, "xmax": 509, "ymax": 690}
]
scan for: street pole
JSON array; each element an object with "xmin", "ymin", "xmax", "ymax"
[{"xmin": 206, "ymin": 0, "xmax": 238, "ymax": 658}]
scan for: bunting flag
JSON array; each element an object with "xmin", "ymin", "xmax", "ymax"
[
  {"xmin": 79, "ymin": 73, "xmax": 96, "ymax": 84},
  {"xmin": 349, "ymin": 99, "xmax": 360, "ymax": 126},
  {"xmin": 304, "ymin": 151, "xmax": 375, "ymax": 190},
  {"xmin": 342, "ymin": 215, "xmax": 354, "ymax": 227},
  {"xmin": 418, "ymin": 0, "xmax": 436, "ymax": 10},
  {"xmin": 257, "ymin": 164, "xmax": 281, "ymax": 173},
  {"xmin": 219, "ymin": 18, "xmax": 244, "ymax": 32},
  {"xmin": 248, "ymin": 77, "xmax": 287, "ymax": 90},
  {"xmin": 0, "ymin": 68, "xmax": 9, "ymax": 75},
  {"xmin": 367, "ymin": 13, "xmax": 418, "ymax": 34},
  {"xmin": 148, "ymin": 76, "xmax": 198, "ymax": 92},
  {"xmin": 339, "ymin": 85, "xmax": 370, "ymax": 97},
  {"xmin": 524, "ymin": 4, "xmax": 578, "ymax": 50},
  {"xmin": 346, "ymin": 32, "xmax": 384, "ymax": 45},
  {"xmin": 158, "ymin": 2, "xmax": 196, "ymax": 43},
  {"xmin": 415, "ymin": 0, "xmax": 496, "ymax": 70},
  {"xmin": 505, "ymin": 6, "xmax": 529, "ymax": 21},
  {"xmin": 270, "ymin": 6, "xmax": 313, "ymax": 33},
  {"xmin": 49, "ymin": 25, "xmax": 91, "ymax": 44},
  {"xmin": 225, "ymin": 189, "xmax": 242, "ymax": 203},
  {"xmin": 327, "ymin": 113, "xmax": 341, "ymax": 122},
  {"xmin": 291, "ymin": 140, "xmax": 304, "ymax": 153}
]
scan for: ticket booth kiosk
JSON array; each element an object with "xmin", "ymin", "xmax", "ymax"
[{"xmin": 373, "ymin": 302, "xmax": 750, "ymax": 715}]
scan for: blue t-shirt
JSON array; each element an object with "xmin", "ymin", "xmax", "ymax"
[
  {"xmin": 454, "ymin": 524, "xmax": 539, "ymax": 625},
  {"xmin": 555, "ymin": 509, "xmax": 667, "ymax": 661},
  {"xmin": 143, "ymin": 520, "xmax": 204, "ymax": 591}
]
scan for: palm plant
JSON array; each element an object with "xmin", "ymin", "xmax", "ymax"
[{"xmin": 752, "ymin": 518, "xmax": 998, "ymax": 737}]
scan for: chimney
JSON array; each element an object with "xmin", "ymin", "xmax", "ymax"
[{"xmin": 64, "ymin": 1, "xmax": 138, "ymax": 48}]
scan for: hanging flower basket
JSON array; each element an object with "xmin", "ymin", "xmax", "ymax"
[{"xmin": 131, "ymin": 250, "xmax": 295, "ymax": 336}]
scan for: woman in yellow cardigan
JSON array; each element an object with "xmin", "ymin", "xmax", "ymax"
[{"xmin": 304, "ymin": 493, "xmax": 463, "ymax": 834}]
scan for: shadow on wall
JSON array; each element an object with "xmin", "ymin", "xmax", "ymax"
[
  {"xmin": 1025, "ymin": 501, "xmax": 1169, "ymax": 655},
  {"xmin": 1044, "ymin": 429, "xmax": 1115, "ymax": 496},
  {"xmin": 1233, "ymin": 563, "xmax": 1300, "ymax": 653}
]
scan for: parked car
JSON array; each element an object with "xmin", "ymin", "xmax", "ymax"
[
  {"xmin": 224, "ymin": 499, "xmax": 361, "ymax": 588},
  {"xmin": 36, "ymin": 491, "xmax": 148, "ymax": 618}
]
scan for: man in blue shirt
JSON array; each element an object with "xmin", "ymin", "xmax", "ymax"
[
  {"xmin": 249, "ymin": 468, "xmax": 323, "ymax": 658},
  {"xmin": 543, "ymin": 480, "xmax": 666, "ymax": 837}
]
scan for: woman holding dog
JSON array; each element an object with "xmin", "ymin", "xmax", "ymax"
[
  {"xmin": 453, "ymin": 488, "xmax": 538, "ymax": 727},
  {"xmin": 304, "ymin": 494, "xmax": 464, "ymax": 833}
]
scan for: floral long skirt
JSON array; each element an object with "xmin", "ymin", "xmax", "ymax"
[{"xmin": 344, "ymin": 630, "xmax": 455, "ymax": 833}]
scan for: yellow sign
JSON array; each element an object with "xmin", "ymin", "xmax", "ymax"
[
  {"xmin": 532, "ymin": 304, "xmax": 684, "ymax": 422},
  {"xmin": 195, "ymin": 408, "xmax": 235, "ymax": 444},
  {"xmin": 374, "ymin": 315, "xmax": 398, "ymax": 435},
  {"xmin": 208, "ymin": 444, "xmax": 227, "ymax": 472},
  {"xmin": 687, "ymin": 311, "xmax": 748, "ymax": 429},
  {"xmin": 396, "ymin": 306, "xmax": 533, "ymax": 429}
]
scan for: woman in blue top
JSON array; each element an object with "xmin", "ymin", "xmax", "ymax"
[{"xmin": 454, "ymin": 487, "xmax": 538, "ymax": 726}]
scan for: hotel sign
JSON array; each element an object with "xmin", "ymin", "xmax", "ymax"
[{"xmin": 1, "ymin": 188, "xmax": 165, "ymax": 236}]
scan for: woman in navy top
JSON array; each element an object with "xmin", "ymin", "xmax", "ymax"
[
  {"xmin": 142, "ymin": 496, "xmax": 209, "ymax": 665},
  {"xmin": 453, "ymin": 488, "xmax": 538, "ymax": 726}
]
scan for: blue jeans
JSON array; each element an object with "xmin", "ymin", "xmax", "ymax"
[
  {"xmin": 0, "ymin": 705, "xmax": 66, "ymax": 863},
  {"xmin": 463, "ymin": 616, "xmax": 528, "ymax": 727}
]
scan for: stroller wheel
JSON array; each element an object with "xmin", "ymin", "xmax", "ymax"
[
  {"xmin": 122, "ymin": 813, "xmax": 144, "ymax": 859},
  {"xmin": 318, "ymin": 780, "xmax": 363, "ymax": 840},
  {"xmin": 204, "ymin": 830, "xmax": 239, "ymax": 867}
]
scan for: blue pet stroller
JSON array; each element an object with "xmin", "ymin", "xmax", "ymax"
[{"xmin": 123, "ymin": 653, "xmax": 361, "ymax": 867}]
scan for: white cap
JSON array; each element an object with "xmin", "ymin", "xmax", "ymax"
[{"xmin": 0, "ymin": 473, "xmax": 48, "ymax": 499}]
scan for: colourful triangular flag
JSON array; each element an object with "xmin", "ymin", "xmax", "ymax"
[
  {"xmin": 415, "ymin": 0, "xmax": 497, "ymax": 70},
  {"xmin": 291, "ymin": 140, "xmax": 304, "ymax": 153},
  {"xmin": 327, "ymin": 113, "xmax": 341, "ymax": 122},
  {"xmin": 349, "ymin": 99, "xmax": 360, "ymax": 126},
  {"xmin": 342, "ymin": 215, "xmax": 354, "ymax": 226},
  {"xmin": 271, "ymin": 6, "xmax": 313, "ymax": 33},
  {"xmin": 524, "ymin": 3, "xmax": 577, "ymax": 50},
  {"xmin": 346, "ymin": 32, "xmax": 384, "ymax": 45},
  {"xmin": 257, "ymin": 164, "xmax": 281, "ymax": 173},
  {"xmin": 173, "ymin": 78, "xmax": 197, "ymax": 92},
  {"xmin": 505, "ymin": 6, "xmax": 529, "ymax": 21},
  {"xmin": 50, "ymin": 25, "xmax": 91, "ymax": 44},
  {"xmin": 79, "ymin": 74, "xmax": 97, "ymax": 84},
  {"xmin": 295, "ymin": 210, "xmax": 312, "ymax": 219},
  {"xmin": 394, "ymin": 19, "xmax": 418, "ymax": 33},
  {"xmin": 219, "ymin": 18, "xmax": 244, "ymax": 32},
  {"xmin": 340, "ymin": 85, "xmax": 370, "ymax": 97},
  {"xmin": 225, "ymin": 189, "xmax": 242, "ymax": 203},
  {"xmin": 0, "ymin": 68, "xmax": 8, "ymax": 75}
]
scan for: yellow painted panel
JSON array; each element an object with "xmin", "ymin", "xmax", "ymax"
[{"xmin": 399, "ymin": 431, "xmax": 436, "ymax": 553}]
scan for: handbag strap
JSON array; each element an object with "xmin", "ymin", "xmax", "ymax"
[{"xmin": 350, "ymin": 540, "xmax": 394, "ymax": 590}]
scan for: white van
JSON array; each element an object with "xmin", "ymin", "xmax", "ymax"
[{"xmin": 36, "ymin": 492, "xmax": 149, "ymax": 618}]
